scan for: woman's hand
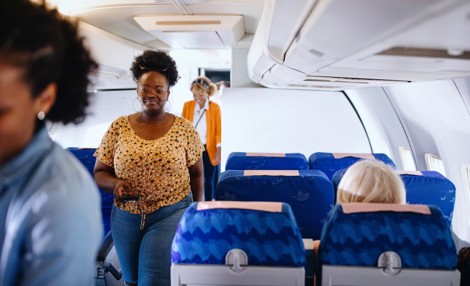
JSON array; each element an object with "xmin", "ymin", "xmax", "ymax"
[
  {"xmin": 113, "ymin": 180, "xmax": 133, "ymax": 201},
  {"xmin": 214, "ymin": 147, "xmax": 221, "ymax": 165}
]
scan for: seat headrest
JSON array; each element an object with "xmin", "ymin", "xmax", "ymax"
[
  {"xmin": 309, "ymin": 152, "xmax": 396, "ymax": 180},
  {"xmin": 225, "ymin": 152, "xmax": 309, "ymax": 170}
]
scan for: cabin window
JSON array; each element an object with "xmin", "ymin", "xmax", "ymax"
[
  {"xmin": 425, "ymin": 153, "xmax": 447, "ymax": 176},
  {"xmin": 398, "ymin": 146, "xmax": 417, "ymax": 171}
]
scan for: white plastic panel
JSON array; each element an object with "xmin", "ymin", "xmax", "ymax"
[
  {"xmin": 221, "ymin": 87, "xmax": 371, "ymax": 171},
  {"xmin": 384, "ymin": 78, "xmax": 470, "ymax": 246},
  {"xmin": 283, "ymin": 0, "xmax": 443, "ymax": 74},
  {"xmin": 171, "ymin": 264, "xmax": 305, "ymax": 286},
  {"xmin": 345, "ymin": 87, "xmax": 410, "ymax": 169},
  {"xmin": 263, "ymin": 0, "xmax": 316, "ymax": 62},
  {"xmin": 321, "ymin": 265, "xmax": 460, "ymax": 286},
  {"xmin": 79, "ymin": 22, "xmax": 146, "ymax": 89},
  {"xmin": 50, "ymin": 90, "xmax": 136, "ymax": 148}
]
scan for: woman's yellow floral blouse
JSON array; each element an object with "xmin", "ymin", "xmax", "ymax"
[{"xmin": 94, "ymin": 115, "xmax": 204, "ymax": 214}]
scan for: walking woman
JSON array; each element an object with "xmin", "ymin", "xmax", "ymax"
[
  {"xmin": 182, "ymin": 76, "xmax": 222, "ymax": 201},
  {"xmin": 94, "ymin": 50, "xmax": 204, "ymax": 286}
]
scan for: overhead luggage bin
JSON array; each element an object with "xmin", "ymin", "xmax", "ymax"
[{"xmin": 248, "ymin": 0, "xmax": 470, "ymax": 90}]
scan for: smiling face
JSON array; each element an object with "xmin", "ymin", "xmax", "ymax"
[
  {"xmin": 0, "ymin": 62, "xmax": 56, "ymax": 166},
  {"xmin": 191, "ymin": 85, "xmax": 208, "ymax": 108},
  {"xmin": 136, "ymin": 71, "xmax": 170, "ymax": 116}
]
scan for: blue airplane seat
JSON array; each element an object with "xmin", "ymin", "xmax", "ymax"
[
  {"xmin": 215, "ymin": 169, "xmax": 334, "ymax": 240},
  {"xmin": 308, "ymin": 152, "xmax": 396, "ymax": 180},
  {"xmin": 66, "ymin": 147, "xmax": 123, "ymax": 285},
  {"xmin": 171, "ymin": 201, "xmax": 306, "ymax": 286},
  {"xmin": 225, "ymin": 152, "xmax": 309, "ymax": 170},
  {"xmin": 317, "ymin": 203, "xmax": 459, "ymax": 286},
  {"xmin": 331, "ymin": 168, "xmax": 347, "ymax": 193},
  {"xmin": 66, "ymin": 147, "xmax": 113, "ymax": 235},
  {"xmin": 399, "ymin": 170, "xmax": 455, "ymax": 226}
]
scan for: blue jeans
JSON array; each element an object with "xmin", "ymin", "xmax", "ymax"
[
  {"xmin": 111, "ymin": 195, "xmax": 192, "ymax": 286},
  {"xmin": 203, "ymin": 148, "xmax": 220, "ymax": 201}
]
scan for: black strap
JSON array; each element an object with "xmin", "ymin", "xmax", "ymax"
[{"xmin": 194, "ymin": 109, "xmax": 206, "ymax": 129}]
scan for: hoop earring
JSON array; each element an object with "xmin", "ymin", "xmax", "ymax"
[
  {"xmin": 133, "ymin": 98, "xmax": 142, "ymax": 112},
  {"xmin": 37, "ymin": 111, "xmax": 45, "ymax": 120}
]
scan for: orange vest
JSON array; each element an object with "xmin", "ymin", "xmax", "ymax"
[{"xmin": 182, "ymin": 100, "xmax": 222, "ymax": 166}]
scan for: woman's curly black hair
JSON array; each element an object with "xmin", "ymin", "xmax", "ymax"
[
  {"xmin": 0, "ymin": 0, "xmax": 98, "ymax": 125},
  {"xmin": 130, "ymin": 50, "xmax": 179, "ymax": 88}
]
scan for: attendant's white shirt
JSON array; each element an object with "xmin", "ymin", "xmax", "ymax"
[{"xmin": 193, "ymin": 100, "xmax": 209, "ymax": 145}]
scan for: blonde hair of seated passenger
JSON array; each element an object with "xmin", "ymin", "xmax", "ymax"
[{"xmin": 336, "ymin": 160, "xmax": 406, "ymax": 204}]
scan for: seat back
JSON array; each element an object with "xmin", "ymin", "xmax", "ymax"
[
  {"xmin": 308, "ymin": 152, "xmax": 396, "ymax": 180},
  {"xmin": 66, "ymin": 147, "xmax": 113, "ymax": 235},
  {"xmin": 318, "ymin": 203, "xmax": 459, "ymax": 286},
  {"xmin": 398, "ymin": 170, "xmax": 455, "ymax": 225},
  {"xmin": 171, "ymin": 201, "xmax": 305, "ymax": 286},
  {"xmin": 215, "ymin": 170, "xmax": 334, "ymax": 239},
  {"xmin": 225, "ymin": 152, "xmax": 309, "ymax": 170}
]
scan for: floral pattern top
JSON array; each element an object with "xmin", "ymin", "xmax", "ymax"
[{"xmin": 94, "ymin": 115, "xmax": 204, "ymax": 214}]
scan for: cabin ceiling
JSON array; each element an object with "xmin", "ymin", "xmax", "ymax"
[
  {"xmin": 47, "ymin": 0, "xmax": 470, "ymax": 91},
  {"xmin": 48, "ymin": 0, "xmax": 264, "ymax": 49}
]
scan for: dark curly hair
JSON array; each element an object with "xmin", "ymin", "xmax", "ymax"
[
  {"xmin": 130, "ymin": 50, "xmax": 179, "ymax": 88},
  {"xmin": 0, "ymin": 0, "xmax": 98, "ymax": 125}
]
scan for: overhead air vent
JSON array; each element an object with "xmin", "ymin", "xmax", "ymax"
[
  {"xmin": 304, "ymin": 75, "xmax": 409, "ymax": 86},
  {"xmin": 133, "ymin": 15, "xmax": 244, "ymax": 48},
  {"xmin": 287, "ymin": 83, "xmax": 345, "ymax": 91},
  {"xmin": 91, "ymin": 64, "xmax": 135, "ymax": 90},
  {"xmin": 96, "ymin": 65, "xmax": 127, "ymax": 79}
]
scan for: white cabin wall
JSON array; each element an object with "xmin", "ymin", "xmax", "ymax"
[
  {"xmin": 454, "ymin": 77, "xmax": 470, "ymax": 115},
  {"xmin": 345, "ymin": 87, "xmax": 413, "ymax": 169},
  {"xmin": 78, "ymin": 22, "xmax": 147, "ymax": 90},
  {"xmin": 231, "ymin": 47, "xmax": 260, "ymax": 88},
  {"xmin": 384, "ymin": 78, "xmax": 470, "ymax": 246},
  {"xmin": 50, "ymin": 90, "xmax": 136, "ymax": 148},
  {"xmin": 220, "ymin": 87, "xmax": 372, "ymax": 170}
]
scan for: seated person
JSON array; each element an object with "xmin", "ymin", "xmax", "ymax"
[
  {"xmin": 458, "ymin": 247, "xmax": 470, "ymax": 286},
  {"xmin": 314, "ymin": 160, "xmax": 406, "ymax": 252},
  {"xmin": 336, "ymin": 159, "xmax": 406, "ymax": 204}
]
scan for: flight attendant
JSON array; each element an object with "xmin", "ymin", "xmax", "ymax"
[{"xmin": 182, "ymin": 76, "xmax": 222, "ymax": 201}]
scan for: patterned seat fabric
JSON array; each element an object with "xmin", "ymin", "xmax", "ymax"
[
  {"xmin": 225, "ymin": 152, "xmax": 309, "ymax": 170},
  {"xmin": 318, "ymin": 203, "xmax": 457, "ymax": 270},
  {"xmin": 308, "ymin": 152, "xmax": 396, "ymax": 180},
  {"xmin": 400, "ymin": 171, "xmax": 455, "ymax": 225},
  {"xmin": 67, "ymin": 147, "xmax": 114, "ymax": 235},
  {"xmin": 171, "ymin": 202, "xmax": 306, "ymax": 267},
  {"xmin": 215, "ymin": 170, "xmax": 334, "ymax": 239}
]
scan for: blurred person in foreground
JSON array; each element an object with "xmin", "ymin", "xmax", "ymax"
[{"xmin": 0, "ymin": 1, "xmax": 103, "ymax": 285}]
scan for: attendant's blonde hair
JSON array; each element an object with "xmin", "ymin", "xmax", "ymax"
[{"xmin": 337, "ymin": 160, "xmax": 406, "ymax": 204}]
